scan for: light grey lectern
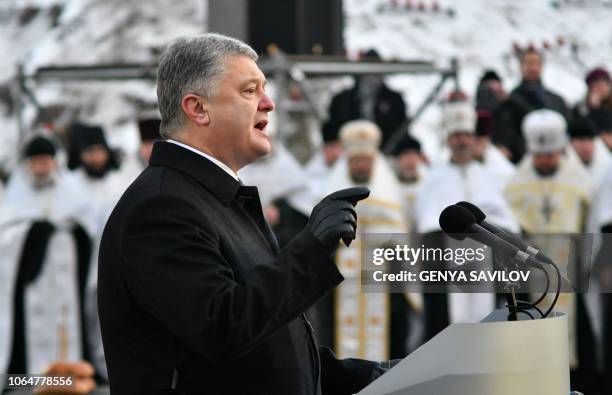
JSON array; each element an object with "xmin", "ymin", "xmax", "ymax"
[{"xmin": 358, "ymin": 309, "xmax": 570, "ymax": 395}]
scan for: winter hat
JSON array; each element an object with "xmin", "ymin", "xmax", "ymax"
[
  {"xmin": 67, "ymin": 122, "xmax": 112, "ymax": 170},
  {"xmin": 70, "ymin": 123, "xmax": 109, "ymax": 153},
  {"xmin": 361, "ymin": 49, "xmax": 381, "ymax": 61},
  {"xmin": 340, "ymin": 120, "xmax": 382, "ymax": 157},
  {"xmin": 568, "ymin": 116, "xmax": 597, "ymax": 139},
  {"xmin": 522, "ymin": 109, "xmax": 567, "ymax": 153},
  {"xmin": 390, "ymin": 133, "xmax": 422, "ymax": 157},
  {"xmin": 479, "ymin": 70, "xmax": 502, "ymax": 85},
  {"xmin": 585, "ymin": 67, "xmax": 611, "ymax": 86},
  {"xmin": 321, "ymin": 122, "xmax": 341, "ymax": 144},
  {"xmin": 24, "ymin": 135, "xmax": 56, "ymax": 158},
  {"xmin": 443, "ymin": 101, "xmax": 476, "ymax": 136},
  {"xmin": 138, "ymin": 118, "xmax": 161, "ymax": 142}
]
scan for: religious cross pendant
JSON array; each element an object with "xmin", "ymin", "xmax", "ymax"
[{"xmin": 542, "ymin": 196, "xmax": 553, "ymax": 223}]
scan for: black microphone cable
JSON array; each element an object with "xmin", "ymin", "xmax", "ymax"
[
  {"xmin": 543, "ymin": 261, "xmax": 562, "ymax": 318},
  {"xmin": 492, "ymin": 250, "xmax": 545, "ymax": 319}
]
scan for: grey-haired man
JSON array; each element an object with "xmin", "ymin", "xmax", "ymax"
[{"xmin": 97, "ymin": 33, "xmax": 392, "ymax": 394}]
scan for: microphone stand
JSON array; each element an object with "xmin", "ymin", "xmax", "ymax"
[
  {"xmin": 494, "ymin": 252, "xmax": 520, "ymax": 321},
  {"xmin": 493, "ymin": 248, "xmax": 559, "ymax": 321},
  {"xmin": 505, "ymin": 287, "xmax": 518, "ymax": 321}
]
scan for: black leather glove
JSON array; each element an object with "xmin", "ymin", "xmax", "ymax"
[{"xmin": 307, "ymin": 187, "xmax": 370, "ymax": 250}]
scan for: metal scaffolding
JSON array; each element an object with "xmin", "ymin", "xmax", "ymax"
[
  {"xmin": 258, "ymin": 51, "xmax": 459, "ymax": 153},
  {"xmin": 15, "ymin": 51, "xmax": 459, "ymax": 153}
]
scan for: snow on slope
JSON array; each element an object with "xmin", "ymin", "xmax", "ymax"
[
  {"xmin": 343, "ymin": 0, "xmax": 612, "ymax": 159},
  {"xmin": 0, "ymin": 0, "xmax": 205, "ymax": 76},
  {"xmin": 0, "ymin": 0, "xmax": 204, "ymax": 166}
]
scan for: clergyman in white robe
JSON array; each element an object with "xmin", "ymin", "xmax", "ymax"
[{"xmin": 0, "ymin": 160, "xmax": 94, "ymax": 376}]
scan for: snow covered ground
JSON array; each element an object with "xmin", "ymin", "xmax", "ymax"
[{"xmin": 1, "ymin": 0, "xmax": 612, "ymax": 165}]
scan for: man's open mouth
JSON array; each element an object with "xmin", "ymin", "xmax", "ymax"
[{"xmin": 254, "ymin": 120, "xmax": 268, "ymax": 131}]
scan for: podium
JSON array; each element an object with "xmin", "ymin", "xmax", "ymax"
[{"xmin": 358, "ymin": 309, "xmax": 570, "ymax": 395}]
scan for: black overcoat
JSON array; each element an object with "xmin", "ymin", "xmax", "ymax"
[{"xmin": 98, "ymin": 141, "xmax": 382, "ymax": 395}]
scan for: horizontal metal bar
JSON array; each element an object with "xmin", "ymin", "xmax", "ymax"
[
  {"xmin": 284, "ymin": 61, "xmax": 445, "ymax": 76},
  {"xmin": 28, "ymin": 57, "xmax": 449, "ymax": 82},
  {"xmin": 28, "ymin": 64, "xmax": 158, "ymax": 81}
]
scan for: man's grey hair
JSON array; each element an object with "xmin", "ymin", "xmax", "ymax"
[{"xmin": 156, "ymin": 33, "xmax": 258, "ymax": 138}]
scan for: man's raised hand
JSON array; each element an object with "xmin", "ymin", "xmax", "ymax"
[{"xmin": 306, "ymin": 187, "xmax": 371, "ymax": 249}]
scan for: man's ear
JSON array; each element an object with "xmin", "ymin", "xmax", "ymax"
[{"xmin": 181, "ymin": 94, "xmax": 210, "ymax": 126}]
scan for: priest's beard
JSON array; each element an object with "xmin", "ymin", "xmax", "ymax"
[
  {"xmin": 28, "ymin": 171, "xmax": 57, "ymax": 190},
  {"xmin": 83, "ymin": 162, "xmax": 110, "ymax": 179},
  {"xmin": 450, "ymin": 145, "xmax": 473, "ymax": 165},
  {"xmin": 399, "ymin": 173, "xmax": 418, "ymax": 183},
  {"xmin": 350, "ymin": 171, "xmax": 371, "ymax": 185},
  {"xmin": 535, "ymin": 164, "xmax": 558, "ymax": 177}
]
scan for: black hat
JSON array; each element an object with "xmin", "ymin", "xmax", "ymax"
[
  {"xmin": 321, "ymin": 122, "xmax": 340, "ymax": 143},
  {"xmin": 479, "ymin": 70, "xmax": 502, "ymax": 84},
  {"xmin": 69, "ymin": 123, "xmax": 109, "ymax": 152},
  {"xmin": 390, "ymin": 133, "xmax": 422, "ymax": 156},
  {"xmin": 569, "ymin": 116, "xmax": 597, "ymax": 139},
  {"xmin": 138, "ymin": 118, "xmax": 161, "ymax": 142},
  {"xmin": 361, "ymin": 48, "xmax": 381, "ymax": 61},
  {"xmin": 24, "ymin": 136, "xmax": 56, "ymax": 158},
  {"xmin": 67, "ymin": 122, "xmax": 111, "ymax": 170}
]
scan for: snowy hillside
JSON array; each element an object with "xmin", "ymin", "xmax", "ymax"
[
  {"xmin": 2, "ymin": 0, "xmax": 612, "ymax": 165},
  {"xmin": 343, "ymin": 0, "xmax": 612, "ymax": 158},
  {"xmin": 0, "ymin": 0, "xmax": 205, "ymax": 76},
  {"xmin": 0, "ymin": 0, "xmax": 204, "ymax": 167}
]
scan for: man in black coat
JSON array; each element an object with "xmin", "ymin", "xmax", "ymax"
[
  {"xmin": 98, "ymin": 33, "xmax": 392, "ymax": 395},
  {"xmin": 322, "ymin": 50, "xmax": 408, "ymax": 149},
  {"xmin": 491, "ymin": 48, "xmax": 568, "ymax": 163}
]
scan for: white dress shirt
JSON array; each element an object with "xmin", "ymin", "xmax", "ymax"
[{"xmin": 167, "ymin": 139, "xmax": 239, "ymax": 181}]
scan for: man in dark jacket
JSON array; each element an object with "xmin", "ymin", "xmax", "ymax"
[
  {"xmin": 323, "ymin": 50, "xmax": 408, "ymax": 149},
  {"xmin": 98, "ymin": 33, "xmax": 391, "ymax": 395},
  {"xmin": 491, "ymin": 48, "xmax": 568, "ymax": 163},
  {"xmin": 574, "ymin": 68, "xmax": 612, "ymax": 153}
]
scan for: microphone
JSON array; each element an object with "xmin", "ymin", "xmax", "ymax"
[
  {"xmin": 455, "ymin": 201, "xmax": 554, "ymax": 265},
  {"xmin": 439, "ymin": 205, "xmax": 541, "ymax": 267}
]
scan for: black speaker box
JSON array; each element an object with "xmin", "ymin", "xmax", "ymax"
[{"xmin": 248, "ymin": 0, "xmax": 344, "ymax": 55}]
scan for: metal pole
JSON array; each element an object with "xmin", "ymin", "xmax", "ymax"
[
  {"xmin": 287, "ymin": 66, "xmax": 325, "ymax": 121},
  {"xmin": 450, "ymin": 57, "xmax": 460, "ymax": 90},
  {"xmin": 382, "ymin": 71, "xmax": 453, "ymax": 154},
  {"xmin": 15, "ymin": 64, "xmax": 26, "ymax": 148},
  {"xmin": 409, "ymin": 73, "xmax": 451, "ymax": 126}
]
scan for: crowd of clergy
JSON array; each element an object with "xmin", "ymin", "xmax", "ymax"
[{"xmin": 1, "ymin": 48, "xmax": 612, "ymax": 394}]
